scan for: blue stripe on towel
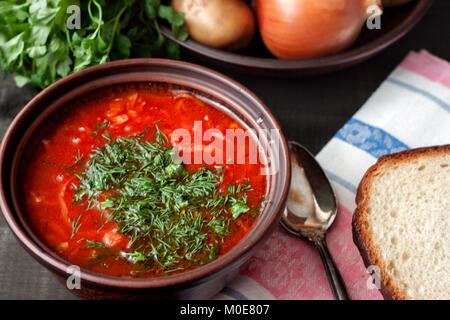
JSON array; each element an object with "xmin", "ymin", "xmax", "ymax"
[
  {"xmin": 335, "ymin": 118, "xmax": 409, "ymax": 158},
  {"xmin": 324, "ymin": 169, "xmax": 357, "ymax": 194},
  {"xmin": 386, "ymin": 77, "xmax": 450, "ymax": 113}
]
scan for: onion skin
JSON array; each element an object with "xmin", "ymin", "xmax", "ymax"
[
  {"xmin": 382, "ymin": 0, "xmax": 414, "ymax": 7},
  {"xmin": 172, "ymin": 0, "xmax": 255, "ymax": 52},
  {"xmin": 255, "ymin": 0, "xmax": 383, "ymax": 60}
]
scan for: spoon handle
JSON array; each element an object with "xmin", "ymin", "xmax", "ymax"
[{"xmin": 314, "ymin": 238, "xmax": 350, "ymax": 300}]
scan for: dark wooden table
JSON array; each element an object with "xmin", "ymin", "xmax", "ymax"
[{"xmin": 0, "ymin": 1, "xmax": 448, "ymax": 300}]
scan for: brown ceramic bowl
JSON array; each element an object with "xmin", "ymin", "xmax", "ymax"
[
  {"xmin": 161, "ymin": 0, "xmax": 434, "ymax": 77},
  {"xmin": 0, "ymin": 59, "xmax": 290, "ymax": 299}
]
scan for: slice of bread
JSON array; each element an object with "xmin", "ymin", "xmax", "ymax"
[{"xmin": 353, "ymin": 145, "xmax": 450, "ymax": 300}]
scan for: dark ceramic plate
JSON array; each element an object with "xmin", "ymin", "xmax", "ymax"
[{"xmin": 161, "ymin": 0, "xmax": 434, "ymax": 77}]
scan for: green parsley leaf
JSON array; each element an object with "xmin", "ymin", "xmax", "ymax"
[{"xmin": 231, "ymin": 202, "xmax": 250, "ymax": 219}]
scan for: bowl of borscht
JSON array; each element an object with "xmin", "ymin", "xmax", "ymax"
[{"xmin": 0, "ymin": 59, "xmax": 290, "ymax": 299}]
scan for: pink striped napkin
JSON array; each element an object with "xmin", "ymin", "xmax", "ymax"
[{"xmin": 214, "ymin": 50, "xmax": 450, "ymax": 300}]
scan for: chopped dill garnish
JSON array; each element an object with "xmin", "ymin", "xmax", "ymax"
[
  {"xmin": 69, "ymin": 213, "xmax": 83, "ymax": 240},
  {"xmin": 78, "ymin": 238, "xmax": 107, "ymax": 249},
  {"xmin": 71, "ymin": 123, "xmax": 257, "ymax": 274},
  {"xmin": 92, "ymin": 119, "xmax": 111, "ymax": 137}
]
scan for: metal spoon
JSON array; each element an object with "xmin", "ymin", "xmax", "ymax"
[{"xmin": 280, "ymin": 141, "xmax": 350, "ymax": 300}]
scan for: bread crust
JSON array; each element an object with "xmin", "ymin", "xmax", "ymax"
[{"xmin": 352, "ymin": 145, "xmax": 450, "ymax": 300}]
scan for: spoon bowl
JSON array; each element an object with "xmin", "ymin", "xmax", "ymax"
[
  {"xmin": 281, "ymin": 142, "xmax": 337, "ymax": 241},
  {"xmin": 280, "ymin": 141, "xmax": 350, "ymax": 300}
]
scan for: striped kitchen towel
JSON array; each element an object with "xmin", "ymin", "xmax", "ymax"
[{"xmin": 214, "ymin": 50, "xmax": 450, "ymax": 300}]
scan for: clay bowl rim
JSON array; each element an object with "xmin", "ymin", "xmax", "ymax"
[
  {"xmin": 161, "ymin": 0, "xmax": 434, "ymax": 74},
  {"xmin": 0, "ymin": 58, "xmax": 291, "ymax": 291}
]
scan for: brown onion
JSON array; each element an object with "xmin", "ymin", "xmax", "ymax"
[{"xmin": 255, "ymin": 0, "xmax": 383, "ymax": 60}]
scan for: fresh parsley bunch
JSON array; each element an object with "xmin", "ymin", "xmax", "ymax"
[{"xmin": 0, "ymin": 0, "xmax": 188, "ymax": 89}]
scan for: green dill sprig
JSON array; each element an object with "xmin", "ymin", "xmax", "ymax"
[{"xmin": 92, "ymin": 119, "xmax": 110, "ymax": 137}]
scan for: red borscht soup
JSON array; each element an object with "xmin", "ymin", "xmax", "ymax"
[{"xmin": 21, "ymin": 83, "xmax": 267, "ymax": 278}]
